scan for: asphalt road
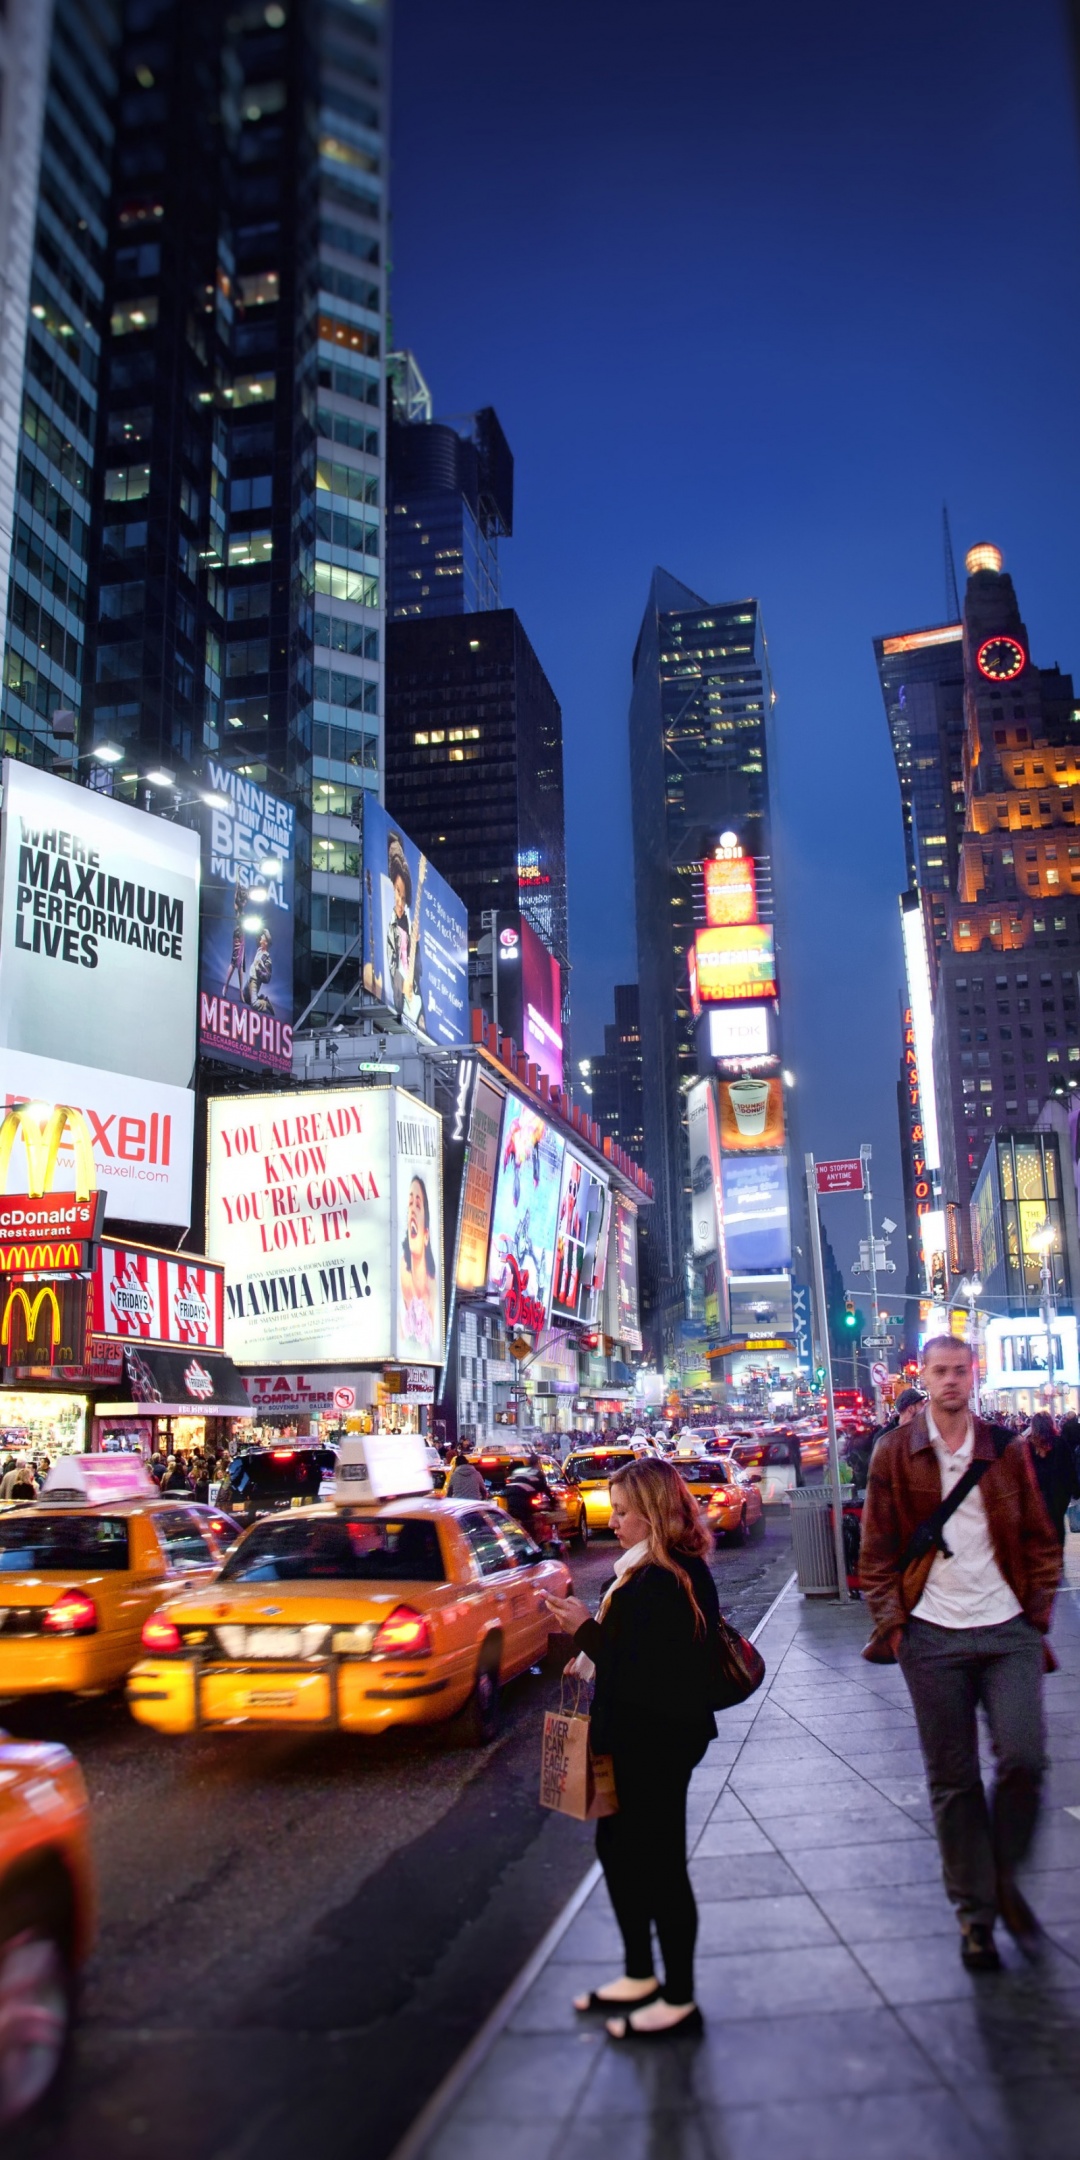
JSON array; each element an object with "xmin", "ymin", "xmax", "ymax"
[{"xmin": 10, "ymin": 1510, "xmax": 794, "ymax": 2160}]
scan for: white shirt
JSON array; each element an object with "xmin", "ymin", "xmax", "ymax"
[{"xmin": 911, "ymin": 1413, "xmax": 1021, "ymax": 1629}]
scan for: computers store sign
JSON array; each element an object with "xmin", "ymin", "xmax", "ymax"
[{"xmin": 92, "ymin": 1247, "xmax": 224, "ymax": 1348}]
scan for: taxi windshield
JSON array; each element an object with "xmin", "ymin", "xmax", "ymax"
[
  {"xmin": 563, "ymin": 1452, "xmax": 636, "ymax": 1486},
  {"xmin": 0, "ymin": 1513, "xmax": 131, "ymax": 1571},
  {"xmin": 220, "ymin": 1516, "xmax": 445, "ymax": 1584},
  {"xmin": 675, "ymin": 1463, "xmax": 733, "ymax": 1486}
]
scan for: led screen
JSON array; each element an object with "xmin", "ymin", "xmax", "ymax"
[
  {"xmin": 551, "ymin": 1151, "xmax": 610, "ymax": 1325},
  {"xmin": 361, "ymin": 798, "xmax": 469, "ymax": 1048},
  {"xmin": 720, "ymin": 1154, "xmax": 791, "ymax": 1271},
  {"xmin": 485, "ymin": 1093, "xmax": 566, "ymax": 1326},
  {"xmin": 717, "ymin": 1075, "xmax": 785, "ymax": 1153}
]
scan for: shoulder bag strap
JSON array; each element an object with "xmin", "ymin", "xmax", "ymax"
[{"xmin": 898, "ymin": 1424, "xmax": 1009, "ymax": 1571}]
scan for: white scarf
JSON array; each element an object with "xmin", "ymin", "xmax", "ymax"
[{"xmin": 571, "ymin": 1539, "xmax": 650, "ymax": 1683}]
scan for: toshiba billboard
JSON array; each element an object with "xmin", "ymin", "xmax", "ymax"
[{"xmin": 0, "ymin": 764, "xmax": 199, "ymax": 1227}]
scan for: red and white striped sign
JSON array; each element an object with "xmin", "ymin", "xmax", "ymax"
[{"xmin": 92, "ymin": 1247, "xmax": 224, "ymax": 1348}]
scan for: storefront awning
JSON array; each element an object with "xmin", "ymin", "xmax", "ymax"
[{"xmin": 104, "ymin": 1346, "xmax": 252, "ymax": 1417}]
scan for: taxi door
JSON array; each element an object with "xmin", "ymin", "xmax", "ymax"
[
  {"xmin": 494, "ymin": 1517, "xmax": 552, "ymax": 1665},
  {"xmin": 111, "ymin": 1513, "xmax": 172, "ymax": 1675},
  {"xmin": 457, "ymin": 1510, "xmax": 534, "ymax": 1678}
]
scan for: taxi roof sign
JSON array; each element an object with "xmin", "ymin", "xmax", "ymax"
[
  {"xmin": 334, "ymin": 1434, "xmax": 433, "ymax": 1505},
  {"xmin": 41, "ymin": 1453, "xmax": 157, "ymax": 1505}
]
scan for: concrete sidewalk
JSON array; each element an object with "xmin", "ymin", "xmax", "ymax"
[{"xmin": 398, "ymin": 1562, "xmax": 1080, "ymax": 2160}]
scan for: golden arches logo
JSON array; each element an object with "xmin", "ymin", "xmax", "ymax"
[
  {"xmin": 1, "ymin": 1284, "xmax": 62, "ymax": 1357},
  {"xmin": 0, "ymin": 1104, "xmax": 96, "ymax": 1202},
  {"xmin": 0, "ymin": 1244, "xmax": 80, "ymax": 1272}
]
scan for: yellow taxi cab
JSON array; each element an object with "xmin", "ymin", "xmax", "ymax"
[
  {"xmin": 560, "ymin": 1446, "xmax": 638, "ymax": 1532},
  {"xmin": 465, "ymin": 1451, "xmax": 588, "ymax": 1546},
  {"xmin": 0, "ymin": 1728, "xmax": 93, "ymax": 2124},
  {"xmin": 684, "ymin": 1458, "xmax": 766, "ymax": 1545},
  {"xmin": 0, "ymin": 1456, "xmax": 235, "ymax": 1699},
  {"xmin": 126, "ymin": 1435, "xmax": 571, "ymax": 1747}
]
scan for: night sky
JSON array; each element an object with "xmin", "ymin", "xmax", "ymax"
[{"xmin": 389, "ymin": 0, "xmax": 1080, "ymax": 1291}]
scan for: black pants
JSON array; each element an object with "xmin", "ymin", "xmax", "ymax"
[
  {"xmin": 596, "ymin": 1724, "xmax": 709, "ymax": 2004},
  {"xmin": 897, "ymin": 1614, "xmax": 1046, "ymax": 1930}
]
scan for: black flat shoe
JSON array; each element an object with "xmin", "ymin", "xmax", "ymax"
[
  {"xmin": 960, "ymin": 1923, "xmax": 1001, "ymax": 1974},
  {"xmin": 606, "ymin": 2005, "xmax": 704, "ymax": 2043},
  {"xmin": 574, "ymin": 1983, "xmax": 660, "ymax": 2015}
]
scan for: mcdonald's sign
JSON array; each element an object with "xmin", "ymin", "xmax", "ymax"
[
  {"xmin": 0, "ymin": 1243, "xmax": 82, "ymax": 1273},
  {"xmin": 1, "ymin": 1283, "xmax": 61, "ymax": 1360},
  {"xmin": 0, "ymin": 1102, "xmax": 97, "ymax": 1202},
  {"xmin": 0, "ymin": 1272, "xmax": 91, "ymax": 1371}
]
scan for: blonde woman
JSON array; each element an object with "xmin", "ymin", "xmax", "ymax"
[{"xmin": 544, "ymin": 1456, "xmax": 720, "ymax": 2043}]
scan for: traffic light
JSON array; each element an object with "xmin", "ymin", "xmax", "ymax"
[{"xmin": 844, "ymin": 1295, "xmax": 857, "ymax": 1329}]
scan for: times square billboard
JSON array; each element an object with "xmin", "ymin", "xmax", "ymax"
[
  {"xmin": 198, "ymin": 764, "xmax": 295, "ymax": 1075},
  {"xmin": 360, "ymin": 798, "xmax": 469, "ymax": 1049}
]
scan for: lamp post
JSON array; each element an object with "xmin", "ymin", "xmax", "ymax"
[
  {"xmin": 956, "ymin": 1275, "xmax": 983, "ymax": 1410},
  {"xmin": 1029, "ymin": 1223, "xmax": 1058, "ymax": 1418}
]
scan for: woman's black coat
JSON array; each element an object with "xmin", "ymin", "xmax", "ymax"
[{"xmin": 573, "ymin": 1553, "xmax": 721, "ymax": 1754}]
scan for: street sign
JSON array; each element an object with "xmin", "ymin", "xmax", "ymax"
[
  {"xmin": 815, "ymin": 1158, "xmax": 864, "ymax": 1194},
  {"xmin": 870, "ymin": 1360, "xmax": 889, "ymax": 1387}
]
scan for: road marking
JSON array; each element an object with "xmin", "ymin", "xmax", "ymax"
[{"xmin": 388, "ymin": 1569, "xmax": 797, "ymax": 2160}]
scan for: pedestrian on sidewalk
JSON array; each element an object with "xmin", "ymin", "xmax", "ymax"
[
  {"xmin": 1024, "ymin": 1412, "xmax": 1079, "ymax": 1548},
  {"xmin": 445, "ymin": 1449, "xmax": 487, "ymax": 1499},
  {"xmin": 860, "ymin": 1333, "xmax": 1061, "ymax": 1972},
  {"xmin": 543, "ymin": 1455, "xmax": 722, "ymax": 2042}
]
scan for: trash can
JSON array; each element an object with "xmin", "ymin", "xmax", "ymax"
[{"xmin": 788, "ymin": 1487, "xmax": 842, "ymax": 1598}]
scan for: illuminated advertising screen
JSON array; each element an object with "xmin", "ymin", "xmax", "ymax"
[
  {"xmin": 361, "ymin": 797, "xmax": 469, "ymax": 1049},
  {"xmin": 717, "ymin": 1075, "xmax": 785, "ymax": 1153},
  {"xmin": 608, "ymin": 1193, "xmax": 642, "ymax": 1352},
  {"xmin": 519, "ymin": 917, "xmax": 564, "ymax": 1091},
  {"xmin": 694, "ymin": 925, "xmax": 776, "ymax": 1002},
  {"xmin": 705, "ymin": 851, "xmax": 757, "ymax": 927},
  {"xmin": 708, "ymin": 1005, "xmax": 773, "ymax": 1063},
  {"xmin": 198, "ymin": 763, "xmax": 295, "ymax": 1074},
  {"xmin": 455, "ymin": 1071, "xmax": 505, "ymax": 1293},
  {"xmin": 727, "ymin": 1274, "xmax": 794, "ymax": 1337},
  {"xmin": 207, "ymin": 1086, "xmax": 444, "ymax": 1367},
  {"xmin": 485, "ymin": 1093, "xmax": 566, "ymax": 1328},
  {"xmin": 551, "ymin": 1151, "xmax": 610, "ymax": 1325},
  {"xmin": 0, "ymin": 758, "xmax": 200, "ymax": 1088},
  {"xmin": 0, "ymin": 1046, "xmax": 194, "ymax": 1226},
  {"xmin": 687, "ymin": 1080, "xmax": 719, "ymax": 1258},
  {"xmin": 720, "ymin": 1154, "xmax": 791, "ymax": 1271}
]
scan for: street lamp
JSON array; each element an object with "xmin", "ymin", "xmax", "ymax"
[
  {"xmin": 1029, "ymin": 1223, "xmax": 1058, "ymax": 1417},
  {"xmin": 956, "ymin": 1274, "xmax": 983, "ymax": 1409}
]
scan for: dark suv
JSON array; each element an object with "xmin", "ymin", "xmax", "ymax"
[{"xmin": 214, "ymin": 1447, "xmax": 337, "ymax": 1524}]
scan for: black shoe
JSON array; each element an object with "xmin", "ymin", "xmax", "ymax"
[
  {"xmin": 960, "ymin": 1923, "xmax": 1002, "ymax": 1973},
  {"xmin": 606, "ymin": 2005, "xmax": 704, "ymax": 2044},
  {"xmin": 997, "ymin": 1877, "xmax": 1043, "ymax": 1958}
]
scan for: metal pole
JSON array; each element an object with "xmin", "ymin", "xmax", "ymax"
[
  {"xmin": 861, "ymin": 1142, "xmax": 883, "ymax": 1421},
  {"xmin": 805, "ymin": 1153, "xmax": 850, "ymax": 1600},
  {"xmin": 1042, "ymin": 1246, "xmax": 1057, "ymax": 1419}
]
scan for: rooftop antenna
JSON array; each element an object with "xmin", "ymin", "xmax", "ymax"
[{"xmin": 942, "ymin": 503, "xmax": 961, "ymax": 622}]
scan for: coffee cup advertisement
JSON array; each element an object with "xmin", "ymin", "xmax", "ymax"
[{"xmin": 717, "ymin": 1075, "xmax": 785, "ymax": 1153}]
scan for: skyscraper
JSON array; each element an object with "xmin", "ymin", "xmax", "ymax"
[
  {"xmin": 583, "ymin": 984, "xmax": 645, "ymax": 1161},
  {"xmin": 387, "ymin": 369, "xmax": 513, "ymax": 621},
  {"xmin": 73, "ymin": 0, "xmax": 388, "ymax": 1029},
  {"xmin": 0, "ymin": 0, "xmax": 120, "ymax": 767},
  {"xmin": 874, "ymin": 618, "xmax": 965, "ymax": 955},
  {"xmin": 931, "ymin": 544, "xmax": 1080, "ymax": 1264},
  {"xmin": 629, "ymin": 570, "xmax": 778, "ymax": 1299}
]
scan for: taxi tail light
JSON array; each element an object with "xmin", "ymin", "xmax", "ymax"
[
  {"xmin": 271, "ymin": 1449, "xmax": 296, "ymax": 1461},
  {"xmin": 41, "ymin": 1589, "xmax": 98, "ymax": 1636},
  {"xmin": 372, "ymin": 1605, "xmax": 432, "ymax": 1657},
  {"xmin": 141, "ymin": 1614, "xmax": 182, "ymax": 1654}
]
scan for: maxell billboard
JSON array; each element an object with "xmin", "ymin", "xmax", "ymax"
[
  {"xmin": 198, "ymin": 762, "xmax": 295, "ymax": 1075},
  {"xmin": 0, "ymin": 763, "xmax": 199, "ymax": 1226}
]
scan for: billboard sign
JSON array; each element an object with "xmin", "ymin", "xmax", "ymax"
[
  {"xmin": 519, "ymin": 917, "xmax": 563, "ymax": 1091},
  {"xmin": 687, "ymin": 1080, "xmax": 719, "ymax": 1258},
  {"xmin": 717, "ymin": 1075, "xmax": 785, "ymax": 1154},
  {"xmin": 485, "ymin": 1094, "xmax": 565, "ymax": 1330},
  {"xmin": 198, "ymin": 762, "xmax": 295, "ymax": 1075},
  {"xmin": 707, "ymin": 1005, "xmax": 772, "ymax": 1063},
  {"xmin": 454, "ymin": 1070, "xmax": 504, "ymax": 1293},
  {"xmin": 0, "ymin": 1048, "xmax": 193, "ymax": 1228},
  {"xmin": 0, "ymin": 758, "xmax": 199, "ymax": 1086},
  {"xmin": 727, "ymin": 1273, "xmax": 794, "ymax": 1337},
  {"xmin": 551, "ymin": 1151, "xmax": 610, "ymax": 1326},
  {"xmin": 693, "ymin": 925, "xmax": 776, "ymax": 1003},
  {"xmin": 92, "ymin": 1246, "xmax": 225, "ymax": 1348},
  {"xmin": 791, "ymin": 1278, "xmax": 814, "ymax": 1374},
  {"xmin": 704, "ymin": 848, "xmax": 757, "ymax": 927},
  {"xmin": 207, "ymin": 1087, "xmax": 444, "ymax": 1368},
  {"xmin": 361, "ymin": 797, "xmax": 469, "ymax": 1048},
  {"xmin": 720, "ymin": 1154, "xmax": 792, "ymax": 1271},
  {"xmin": 608, "ymin": 1193, "xmax": 642, "ymax": 1352}
]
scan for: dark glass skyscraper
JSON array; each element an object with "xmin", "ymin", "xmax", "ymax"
[
  {"xmin": 0, "ymin": 0, "xmax": 120, "ymax": 767},
  {"xmin": 69, "ymin": 0, "xmax": 388, "ymax": 1028},
  {"xmin": 387, "ymin": 378, "xmax": 512, "ymax": 621},
  {"xmin": 874, "ymin": 618, "xmax": 965, "ymax": 956},
  {"xmin": 583, "ymin": 984, "xmax": 645, "ymax": 1161},
  {"xmin": 629, "ymin": 570, "xmax": 776, "ymax": 1295}
]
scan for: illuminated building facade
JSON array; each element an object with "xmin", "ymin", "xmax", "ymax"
[
  {"xmin": 933, "ymin": 546, "xmax": 1080, "ymax": 1265},
  {"xmin": 628, "ymin": 569, "xmax": 781, "ymax": 1323},
  {"xmin": 874, "ymin": 619, "xmax": 965, "ymax": 954},
  {"xmin": 70, "ymin": 0, "xmax": 389, "ymax": 1028},
  {"xmin": 387, "ymin": 377, "xmax": 513, "ymax": 620},
  {"xmin": 584, "ymin": 985, "xmax": 645, "ymax": 1160}
]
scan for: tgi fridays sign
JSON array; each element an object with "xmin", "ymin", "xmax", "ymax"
[{"xmin": 92, "ymin": 1247, "xmax": 224, "ymax": 1348}]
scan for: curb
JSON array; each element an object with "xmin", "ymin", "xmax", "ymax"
[{"xmin": 388, "ymin": 1567, "xmax": 797, "ymax": 2160}]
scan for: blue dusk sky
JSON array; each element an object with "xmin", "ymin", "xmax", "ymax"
[{"xmin": 389, "ymin": 0, "xmax": 1080, "ymax": 1278}]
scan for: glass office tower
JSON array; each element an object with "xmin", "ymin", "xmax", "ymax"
[
  {"xmin": 388, "ymin": 391, "xmax": 512, "ymax": 621},
  {"xmin": 0, "ymin": 0, "xmax": 120, "ymax": 766},
  {"xmin": 77, "ymin": 0, "xmax": 389, "ymax": 1026}
]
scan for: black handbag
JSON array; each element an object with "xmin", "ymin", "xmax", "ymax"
[{"xmin": 709, "ymin": 1613, "xmax": 766, "ymax": 1709}]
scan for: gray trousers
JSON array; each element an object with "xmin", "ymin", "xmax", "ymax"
[{"xmin": 897, "ymin": 1614, "xmax": 1046, "ymax": 1929}]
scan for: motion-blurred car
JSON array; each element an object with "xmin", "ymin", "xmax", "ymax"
[
  {"xmin": 0, "ymin": 1730, "xmax": 93, "ymax": 2125},
  {"xmin": 0, "ymin": 1458, "xmax": 233, "ymax": 1699},
  {"xmin": 560, "ymin": 1447, "xmax": 639, "ymax": 1532},
  {"xmin": 466, "ymin": 1452, "xmax": 588, "ymax": 1545},
  {"xmin": 727, "ymin": 1432, "xmax": 804, "ymax": 1502},
  {"xmin": 702, "ymin": 1460, "xmax": 766, "ymax": 1544},
  {"xmin": 213, "ymin": 1446, "xmax": 338, "ymax": 1524},
  {"xmin": 127, "ymin": 1496, "xmax": 571, "ymax": 1746}
]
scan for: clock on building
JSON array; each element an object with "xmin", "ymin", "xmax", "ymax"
[{"xmin": 976, "ymin": 634, "xmax": 1026, "ymax": 682}]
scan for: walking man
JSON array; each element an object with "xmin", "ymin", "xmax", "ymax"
[{"xmin": 860, "ymin": 1334, "xmax": 1061, "ymax": 1971}]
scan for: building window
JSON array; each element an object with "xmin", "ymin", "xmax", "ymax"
[
  {"xmin": 228, "ymin": 532, "xmax": 272, "ymax": 567},
  {"xmin": 104, "ymin": 465, "xmax": 150, "ymax": 502},
  {"xmin": 111, "ymin": 296, "xmax": 159, "ymax": 336}
]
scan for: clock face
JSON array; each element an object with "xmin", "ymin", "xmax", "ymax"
[{"xmin": 977, "ymin": 634, "xmax": 1026, "ymax": 682}]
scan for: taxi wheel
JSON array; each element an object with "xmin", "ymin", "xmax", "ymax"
[
  {"xmin": 0, "ymin": 1870, "xmax": 74, "ymax": 2129},
  {"xmin": 749, "ymin": 1510, "xmax": 766, "ymax": 1542},
  {"xmin": 726, "ymin": 1508, "xmax": 750, "ymax": 1548},
  {"xmin": 457, "ymin": 1649, "xmax": 502, "ymax": 1747},
  {"xmin": 575, "ymin": 1510, "xmax": 589, "ymax": 1548}
]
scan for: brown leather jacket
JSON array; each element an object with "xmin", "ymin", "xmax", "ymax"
[{"xmin": 860, "ymin": 1411, "xmax": 1061, "ymax": 1661}]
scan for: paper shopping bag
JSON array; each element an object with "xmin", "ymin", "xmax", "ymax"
[{"xmin": 539, "ymin": 1678, "xmax": 618, "ymax": 1820}]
